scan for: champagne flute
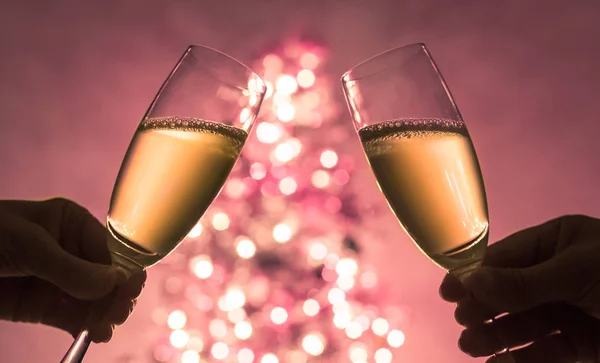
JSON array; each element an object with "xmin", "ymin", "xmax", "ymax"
[
  {"xmin": 60, "ymin": 45, "xmax": 266, "ymax": 363},
  {"xmin": 341, "ymin": 43, "xmax": 509, "ymax": 359}
]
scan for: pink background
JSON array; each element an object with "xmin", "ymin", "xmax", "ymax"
[{"xmin": 0, "ymin": 0, "xmax": 599, "ymax": 362}]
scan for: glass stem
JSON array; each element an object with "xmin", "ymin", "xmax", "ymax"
[{"xmin": 60, "ymin": 330, "xmax": 91, "ymax": 363}]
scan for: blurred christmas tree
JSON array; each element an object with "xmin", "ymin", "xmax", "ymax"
[{"xmin": 147, "ymin": 40, "xmax": 407, "ymax": 363}]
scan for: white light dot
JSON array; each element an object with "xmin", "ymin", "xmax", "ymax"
[
  {"xmin": 302, "ymin": 299, "xmax": 320, "ymax": 317},
  {"xmin": 256, "ymin": 122, "xmax": 281, "ymax": 144},
  {"xmin": 187, "ymin": 223, "xmax": 203, "ymax": 238},
  {"xmin": 309, "ymin": 243, "xmax": 327, "ymax": 260},
  {"xmin": 387, "ymin": 329, "xmax": 406, "ymax": 348},
  {"xmin": 345, "ymin": 321, "xmax": 363, "ymax": 339},
  {"xmin": 360, "ymin": 271, "xmax": 378, "ymax": 289},
  {"xmin": 236, "ymin": 238, "xmax": 256, "ymax": 259},
  {"xmin": 311, "ymin": 170, "xmax": 330, "ymax": 188},
  {"xmin": 274, "ymin": 142, "xmax": 294, "ymax": 163},
  {"xmin": 273, "ymin": 223, "xmax": 292, "ymax": 243},
  {"xmin": 320, "ymin": 150, "xmax": 338, "ymax": 168},
  {"xmin": 250, "ymin": 162, "xmax": 267, "ymax": 180},
  {"xmin": 276, "ymin": 75, "xmax": 298, "ymax": 94},
  {"xmin": 276, "ymin": 103, "xmax": 295, "ymax": 122},
  {"xmin": 336, "ymin": 258, "xmax": 358, "ymax": 276},
  {"xmin": 270, "ymin": 307, "xmax": 288, "ymax": 325},
  {"xmin": 300, "ymin": 52, "xmax": 319, "ymax": 69},
  {"xmin": 227, "ymin": 307, "xmax": 246, "ymax": 323},
  {"xmin": 333, "ymin": 311, "xmax": 351, "ymax": 329},
  {"xmin": 225, "ymin": 289, "xmax": 246, "ymax": 309},
  {"xmin": 181, "ymin": 350, "xmax": 200, "ymax": 363},
  {"xmin": 191, "ymin": 256, "xmax": 213, "ymax": 279},
  {"xmin": 302, "ymin": 333, "xmax": 325, "ymax": 356},
  {"xmin": 374, "ymin": 348, "xmax": 393, "ymax": 363},
  {"xmin": 211, "ymin": 342, "xmax": 229, "ymax": 360},
  {"xmin": 170, "ymin": 330, "xmax": 189, "ymax": 348},
  {"xmin": 212, "ymin": 212, "xmax": 230, "ymax": 231},
  {"xmin": 261, "ymin": 353, "xmax": 279, "ymax": 363},
  {"xmin": 327, "ymin": 288, "xmax": 345, "ymax": 305},
  {"xmin": 187, "ymin": 337, "xmax": 204, "ymax": 351},
  {"xmin": 279, "ymin": 177, "xmax": 297, "ymax": 195},
  {"xmin": 237, "ymin": 348, "xmax": 255, "ymax": 363},
  {"xmin": 349, "ymin": 344, "xmax": 368, "ymax": 362},
  {"xmin": 167, "ymin": 310, "xmax": 187, "ymax": 330},
  {"xmin": 372, "ymin": 318, "xmax": 390, "ymax": 336},
  {"xmin": 336, "ymin": 275, "xmax": 355, "ymax": 291},
  {"xmin": 297, "ymin": 69, "xmax": 316, "ymax": 88},
  {"xmin": 234, "ymin": 321, "xmax": 253, "ymax": 340}
]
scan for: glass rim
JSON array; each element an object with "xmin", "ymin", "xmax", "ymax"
[
  {"xmin": 185, "ymin": 44, "xmax": 267, "ymax": 93},
  {"xmin": 341, "ymin": 42, "xmax": 428, "ymax": 83}
]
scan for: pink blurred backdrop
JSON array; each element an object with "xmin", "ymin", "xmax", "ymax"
[{"xmin": 0, "ymin": 0, "xmax": 599, "ymax": 362}]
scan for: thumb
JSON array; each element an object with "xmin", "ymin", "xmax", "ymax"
[{"xmin": 463, "ymin": 250, "xmax": 588, "ymax": 313}]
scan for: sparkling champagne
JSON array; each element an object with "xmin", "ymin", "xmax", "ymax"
[
  {"xmin": 359, "ymin": 118, "xmax": 488, "ymax": 270},
  {"xmin": 107, "ymin": 117, "xmax": 247, "ymax": 269}
]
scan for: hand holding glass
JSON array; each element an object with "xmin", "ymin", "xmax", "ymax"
[{"xmin": 60, "ymin": 45, "xmax": 266, "ymax": 363}]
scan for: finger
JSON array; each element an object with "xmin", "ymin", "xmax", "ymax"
[
  {"xmin": 459, "ymin": 306, "xmax": 558, "ymax": 356},
  {"xmin": 464, "ymin": 247, "xmax": 596, "ymax": 313},
  {"xmin": 455, "ymin": 299, "xmax": 499, "ymax": 326},
  {"xmin": 482, "ymin": 217, "xmax": 564, "ymax": 269},
  {"xmin": 116, "ymin": 271, "xmax": 146, "ymax": 299},
  {"xmin": 103, "ymin": 299, "xmax": 136, "ymax": 325},
  {"xmin": 88, "ymin": 323, "xmax": 114, "ymax": 343},
  {"xmin": 486, "ymin": 333, "xmax": 577, "ymax": 363},
  {"xmin": 439, "ymin": 273, "xmax": 467, "ymax": 302}
]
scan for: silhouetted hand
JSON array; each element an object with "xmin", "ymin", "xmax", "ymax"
[
  {"xmin": 440, "ymin": 215, "xmax": 600, "ymax": 363},
  {"xmin": 0, "ymin": 198, "xmax": 146, "ymax": 343}
]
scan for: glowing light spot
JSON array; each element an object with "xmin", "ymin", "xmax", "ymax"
[
  {"xmin": 320, "ymin": 150, "xmax": 338, "ymax": 168},
  {"xmin": 209, "ymin": 319, "xmax": 227, "ymax": 339},
  {"xmin": 167, "ymin": 310, "xmax": 187, "ymax": 330},
  {"xmin": 327, "ymin": 288, "xmax": 345, "ymax": 305},
  {"xmin": 256, "ymin": 122, "xmax": 281, "ymax": 144},
  {"xmin": 302, "ymin": 299, "xmax": 320, "ymax": 317},
  {"xmin": 297, "ymin": 69, "xmax": 315, "ymax": 88},
  {"xmin": 191, "ymin": 255, "xmax": 213, "ymax": 279},
  {"xmin": 336, "ymin": 258, "xmax": 358, "ymax": 276},
  {"xmin": 372, "ymin": 318, "xmax": 390, "ymax": 336},
  {"xmin": 212, "ymin": 212, "xmax": 230, "ymax": 231},
  {"xmin": 336, "ymin": 275, "xmax": 355, "ymax": 291},
  {"xmin": 374, "ymin": 348, "xmax": 393, "ymax": 363},
  {"xmin": 387, "ymin": 329, "xmax": 406, "ymax": 348},
  {"xmin": 187, "ymin": 223, "xmax": 203, "ymax": 238},
  {"xmin": 225, "ymin": 289, "xmax": 246, "ymax": 309},
  {"xmin": 211, "ymin": 342, "xmax": 229, "ymax": 360},
  {"xmin": 279, "ymin": 177, "xmax": 297, "ymax": 195},
  {"xmin": 170, "ymin": 329, "xmax": 189, "ymax": 348},
  {"xmin": 302, "ymin": 333, "xmax": 325, "ymax": 356},
  {"xmin": 276, "ymin": 103, "xmax": 295, "ymax": 122},
  {"xmin": 263, "ymin": 54, "xmax": 283, "ymax": 70},
  {"xmin": 239, "ymin": 107, "xmax": 252, "ymax": 123},
  {"xmin": 273, "ymin": 223, "xmax": 292, "ymax": 243},
  {"xmin": 309, "ymin": 243, "xmax": 327, "ymax": 260},
  {"xmin": 311, "ymin": 170, "xmax": 330, "ymax": 188},
  {"xmin": 261, "ymin": 353, "xmax": 279, "ymax": 363},
  {"xmin": 237, "ymin": 348, "xmax": 255, "ymax": 363},
  {"xmin": 276, "ymin": 75, "xmax": 298, "ymax": 94},
  {"xmin": 345, "ymin": 321, "xmax": 363, "ymax": 339},
  {"xmin": 274, "ymin": 143, "xmax": 294, "ymax": 163},
  {"xmin": 181, "ymin": 350, "xmax": 200, "ymax": 363},
  {"xmin": 250, "ymin": 162, "xmax": 267, "ymax": 180},
  {"xmin": 234, "ymin": 321, "xmax": 253, "ymax": 340},
  {"xmin": 236, "ymin": 238, "xmax": 256, "ymax": 259},
  {"xmin": 270, "ymin": 307, "xmax": 288, "ymax": 325},
  {"xmin": 300, "ymin": 52, "xmax": 319, "ymax": 69},
  {"xmin": 333, "ymin": 311, "xmax": 351, "ymax": 329},
  {"xmin": 287, "ymin": 138, "xmax": 302, "ymax": 157},
  {"xmin": 349, "ymin": 343, "xmax": 368, "ymax": 362}
]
